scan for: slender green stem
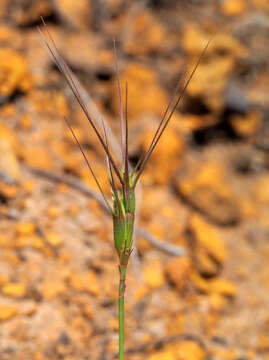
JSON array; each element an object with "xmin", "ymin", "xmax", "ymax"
[{"xmin": 118, "ymin": 266, "xmax": 127, "ymax": 360}]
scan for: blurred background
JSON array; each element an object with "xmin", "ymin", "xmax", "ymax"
[{"xmin": 0, "ymin": 0, "xmax": 269, "ymax": 359}]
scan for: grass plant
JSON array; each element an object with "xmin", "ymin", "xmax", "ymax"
[{"xmin": 39, "ymin": 19, "xmax": 209, "ymax": 360}]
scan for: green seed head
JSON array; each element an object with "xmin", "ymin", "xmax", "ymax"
[{"xmin": 113, "ymin": 186, "xmax": 135, "ymax": 266}]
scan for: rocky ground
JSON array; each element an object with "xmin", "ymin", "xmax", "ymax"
[{"xmin": 0, "ymin": 0, "xmax": 269, "ymax": 359}]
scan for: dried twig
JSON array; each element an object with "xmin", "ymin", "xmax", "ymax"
[
  {"xmin": 25, "ymin": 165, "xmax": 186, "ymax": 257},
  {"xmin": 0, "ymin": 170, "xmax": 18, "ymax": 185},
  {"xmin": 136, "ymin": 228, "xmax": 185, "ymax": 257}
]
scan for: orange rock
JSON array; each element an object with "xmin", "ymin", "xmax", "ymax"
[
  {"xmin": 59, "ymin": 31, "xmax": 100, "ymax": 72},
  {"xmin": 81, "ymin": 304, "xmax": 93, "ymax": 320},
  {"xmin": 81, "ymin": 162, "xmax": 110, "ymax": 195},
  {"xmin": 204, "ymin": 311, "xmax": 221, "ymax": 336},
  {"xmin": 149, "ymin": 350, "xmax": 175, "ymax": 360},
  {"xmin": 149, "ymin": 341, "xmax": 206, "ymax": 360},
  {"xmin": 170, "ymin": 313, "xmax": 186, "ymax": 334},
  {"xmin": 0, "ymin": 124, "xmax": 20, "ymax": 180},
  {"xmin": 13, "ymin": 235, "xmax": 32, "ymax": 249},
  {"xmin": 0, "ymin": 24, "xmax": 13, "ymax": 43},
  {"xmin": 18, "ymin": 300, "xmax": 37, "ymax": 316},
  {"xmin": 189, "ymin": 214, "xmax": 227, "ymax": 264},
  {"xmin": 0, "ymin": 274, "xmax": 9, "ymax": 287},
  {"xmin": 2, "ymin": 250, "xmax": 20, "ymax": 265},
  {"xmin": 87, "ymin": 271, "xmax": 101, "ymax": 297},
  {"xmin": 58, "ymin": 250, "xmax": 71, "ymax": 264},
  {"xmin": 12, "ymin": 0, "xmax": 52, "ymax": 26},
  {"xmin": 2, "ymin": 282, "xmax": 26, "ymax": 298},
  {"xmin": 43, "ymin": 279, "xmax": 67, "ymax": 300},
  {"xmin": 182, "ymin": 25, "xmax": 245, "ymax": 111},
  {"xmin": 174, "ymin": 341, "xmax": 206, "ymax": 360},
  {"xmin": 16, "ymin": 222, "xmax": 35, "ymax": 236},
  {"xmin": 187, "ymin": 56, "xmax": 234, "ymax": 111},
  {"xmin": 147, "ymin": 220, "xmax": 165, "ymax": 240},
  {"xmin": 31, "ymin": 235, "xmax": 45, "ymax": 250},
  {"xmin": 52, "ymin": 0, "xmax": 91, "ymax": 29},
  {"xmin": 183, "ymin": 25, "xmax": 245, "ymax": 59},
  {"xmin": 23, "ymin": 179, "xmax": 36, "ymax": 193},
  {"xmin": 67, "ymin": 204, "xmax": 81, "ymax": 217},
  {"xmin": 88, "ymin": 199, "xmax": 104, "ymax": 219},
  {"xmin": 29, "ymin": 90, "xmax": 69, "ymax": 118},
  {"xmin": 33, "ymin": 352, "xmax": 44, "ymax": 360},
  {"xmin": 134, "ymin": 284, "xmax": 150, "ymax": 301},
  {"xmin": 69, "ymin": 271, "xmax": 101, "ymax": 296},
  {"xmin": 258, "ymin": 335, "xmax": 269, "ymax": 352},
  {"xmin": 46, "ymin": 231, "xmax": 63, "ymax": 247},
  {"xmin": 0, "ymin": 305, "xmax": 17, "ymax": 321},
  {"xmin": 0, "ymin": 235, "xmax": 8, "ymax": 248},
  {"xmin": 254, "ymin": 176, "xmax": 269, "ymax": 204},
  {"xmin": 231, "ymin": 110, "xmax": 261, "ymax": 137},
  {"xmin": 0, "ymin": 48, "xmax": 32, "ymax": 97},
  {"xmin": 47, "ymin": 207, "xmax": 60, "ymax": 218},
  {"xmin": 124, "ymin": 11, "xmax": 166, "ymax": 55},
  {"xmin": 53, "ymin": 92, "xmax": 70, "ymax": 118},
  {"xmin": 191, "ymin": 272, "xmax": 211, "ymax": 293},
  {"xmin": 109, "ymin": 316, "xmax": 118, "ymax": 331},
  {"xmin": 160, "ymin": 204, "xmax": 177, "ymax": 219},
  {"xmin": 137, "ymin": 236, "xmax": 154, "ymax": 253},
  {"xmin": 141, "ymin": 123, "xmax": 184, "ymax": 184},
  {"xmin": 57, "ymin": 183, "xmax": 69, "ymax": 193},
  {"xmin": 177, "ymin": 162, "xmax": 240, "ymax": 225},
  {"xmin": 20, "ymin": 145, "xmax": 54, "ymax": 169},
  {"xmin": 209, "ymin": 278, "xmax": 237, "ymax": 297},
  {"xmin": 140, "ymin": 187, "xmax": 166, "ymax": 220},
  {"xmin": 165, "ymin": 257, "xmax": 192, "ymax": 292},
  {"xmin": 115, "ymin": 63, "xmax": 168, "ymax": 119},
  {"xmin": 0, "ymin": 103, "xmax": 16, "ymax": 117},
  {"xmin": 178, "ymin": 113, "xmax": 217, "ymax": 134},
  {"xmin": 20, "ymin": 114, "xmax": 32, "ymax": 130},
  {"xmin": 238, "ymin": 197, "xmax": 256, "ymax": 219},
  {"xmin": 98, "ymin": 50, "xmax": 113, "ymax": 66},
  {"xmin": 192, "ymin": 274, "xmax": 236, "ymax": 297},
  {"xmin": 254, "ymin": 0, "xmax": 269, "ymax": 9},
  {"xmin": 194, "ymin": 247, "xmax": 219, "ymax": 277},
  {"xmin": 221, "ymin": 0, "xmax": 246, "ymax": 15},
  {"xmin": 143, "ymin": 259, "xmax": 165, "ymax": 289},
  {"xmin": 0, "ymin": 183, "xmax": 19, "ymax": 199},
  {"xmin": 209, "ymin": 293, "xmax": 227, "ymax": 311}
]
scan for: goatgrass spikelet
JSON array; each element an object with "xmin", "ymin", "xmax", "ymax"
[{"xmin": 39, "ymin": 19, "xmax": 209, "ymax": 360}]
